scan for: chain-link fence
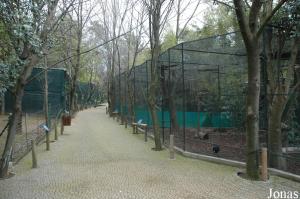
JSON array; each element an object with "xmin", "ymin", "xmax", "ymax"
[
  {"xmin": 0, "ymin": 67, "xmax": 67, "ymax": 164},
  {"xmin": 113, "ymin": 31, "xmax": 300, "ymax": 175}
]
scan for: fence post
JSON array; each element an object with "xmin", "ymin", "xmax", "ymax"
[
  {"xmin": 46, "ymin": 131, "xmax": 50, "ymax": 151},
  {"xmin": 121, "ymin": 115, "xmax": 124, "ymax": 125},
  {"xmin": 1, "ymin": 94, "xmax": 4, "ymax": 115},
  {"xmin": 144, "ymin": 126, "xmax": 148, "ymax": 142},
  {"xmin": 125, "ymin": 117, "xmax": 127, "ymax": 128},
  {"xmin": 261, "ymin": 147, "xmax": 268, "ymax": 181},
  {"xmin": 60, "ymin": 117, "xmax": 64, "ymax": 135},
  {"xmin": 31, "ymin": 140, "xmax": 37, "ymax": 168},
  {"xmin": 170, "ymin": 134, "xmax": 175, "ymax": 159},
  {"xmin": 54, "ymin": 119, "xmax": 58, "ymax": 140}
]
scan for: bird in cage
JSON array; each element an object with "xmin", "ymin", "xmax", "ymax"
[{"xmin": 213, "ymin": 144, "xmax": 220, "ymax": 154}]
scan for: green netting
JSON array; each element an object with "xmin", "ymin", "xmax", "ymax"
[
  {"xmin": 112, "ymin": 30, "xmax": 300, "ymax": 175},
  {"xmin": 76, "ymin": 82, "xmax": 103, "ymax": 107},
  {"xmin": 5, "ymin": 67, "xmax": 67, "ymax": 117}
]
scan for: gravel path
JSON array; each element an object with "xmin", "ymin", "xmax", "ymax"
[{"xmin": 0, "ymin": 106, "xmax": 299, "ymax": 199}]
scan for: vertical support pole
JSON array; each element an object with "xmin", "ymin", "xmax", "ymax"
[
  {"xmin": 119, "ymin": 60, "xmax": 121, "ymax": 125},
  {"xmin": 46, "ymin": 132, "xmax": 50, "ymax": 151},
  {"xmin": 25, "ymin": 113, "xmax": 29, "ymax": 151},
  {"xmin": 181, "ymin": 43, "xmax": 186, "ymax": 151},
  {"xmin": 124, "ymin": 72, "xmax": 127, "ymax": 127},
  {"xmin": 133, "ymin": 67, "xmax": 136, "ymax": 123},
  {"xmin": 61, "ymin": 117, "xmax": 64, "ymax": 135},
  {"xmin": 146, "ymin": 61, "xmax": 149, "ymax": 126},
  {"xmin": 31, "ymin": 140, "xmax": 37, "ymax": 168},
  {"xmin": 161, "ymin": 62, "xmax": 165, "ymax": 144},
  {"xmin": 170, "ymin": 134, "xmax": 175, "ymax": 159},
  {"xmin": 144, "ymin": 126, "xmax": 148, "ymax": 142},
  {"xmin": 1, "ymin": 94, "xmax": 4, "ymax": 115},
  {"xmin": 44, "ymin": 53, "xmax": 50, "ymax": 151},
  {"xmin": 168, "ymin": 50, "xmax": 172, "ymax": 136},
  {"xmin": 261, "ymin": 147, "xmax": 268, "ymax": 181},
  {"xmin": 217, "ymin": 65, "xmax": 221, "ymax": 129}
]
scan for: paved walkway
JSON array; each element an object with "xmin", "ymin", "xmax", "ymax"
[{"xmin": 0, "ymin": 106, "xmax": 299, "ymax": 199}]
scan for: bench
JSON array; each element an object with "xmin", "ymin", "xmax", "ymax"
[
  {"xmin": 111, "ymin": 110, "xmax": 119, "ymax": 121},
  {"xmin": 132, "ymin": 119, "xmax": 148, "ymax": 142}
]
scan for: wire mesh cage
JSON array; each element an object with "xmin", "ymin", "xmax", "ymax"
[{"xmin": 113, "ymin": 31, "xmax": 300, "ymax": 175}]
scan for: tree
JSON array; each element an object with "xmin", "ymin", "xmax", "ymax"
[
  {"xmin": 174, "ymin": 0, "xmax": 201, "ymax": 44},
  {"xmin": 264, "ymin": 1, "xmax": 300, "ymax": 170},
  {"xmin": 0, "ymin": 0, "xmax": 68, "ymax": 178},
  {"xmin": 143, "ymin": 0, "xmax": 174, "ymax": 150},
  {"xmin": 122, "ymin": 4, "xmax": 148, "ymax": 125},
  {"xmin": 230, "ymin": 0, "xmax": 288, "ymax": 180},
  {"xmin": 69, "ymin": 0, "xmax": 95, "ymax": 114}
]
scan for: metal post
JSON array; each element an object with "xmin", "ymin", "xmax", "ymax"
[
  {"xmin": 31, "ymin": 140, "xmax": 37, "ymax": 168},
  {"xmin": 44, "ymin": 53, "xmax": 50, "ymax": 151},
  {"xmin": 261, "ymin": 148, "xmax": 268, "ymax": 181},
  {"xmin": 161, "ymin": 62, "xmax": 165, "ymax": 144},
  {"xmin": 119, "ymin": 61, "xmax": 121, "ymax": 122},
  {"xmin": 133, "ymin": 67, "xmax": 136, "ymax": 123},
  {"xmin": 217, "ymin": 65, "xmax": 221, "ymax": 129},
  {"xmin": 181, "ymin": 43, "xmax": 186, "ymax": 151},
  {"xmin": 146, "ymin": 61, "xmax": 149, "ymax": 125},
  {"xmin": 170, "ymin": 134, "xmax": 175, "ymax": 159},
  {"xmin": 168, "ymin": 49, "xmax": 172, "ymax": 136}
]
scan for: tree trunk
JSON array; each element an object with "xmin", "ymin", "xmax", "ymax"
[
  {"xmin": 169, "ymin": 92, "xmax": 179, "ymax": 133},
  {"xmin": 0, "ymin": 57, "xmax": 37, "ymax": 177},
  {"xmin": 148, "ymin": 78, "xmax": 162, "ymax": 150},
  {"xmin": 245, "ymin": 45, "xmax": 261, "ymax": 180},
  {"xmin": 268, "ymin": 94, "xmax": 287, "ymax": 170}
]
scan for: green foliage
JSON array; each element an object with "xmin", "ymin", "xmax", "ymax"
[
  {"xmin": 199, "ymin": 5, "xmax": 238, "ymax": 37},
  {"xmin": 136, "ymin": 48, "xmax": 151, "ymax": 66},
  {"xmin": 161, "ymin": 30, "xmax": 177, "ymax": 51},
  {"xmin": 0, "ymin": 0, "xmax": 51, "ymax": 93}
]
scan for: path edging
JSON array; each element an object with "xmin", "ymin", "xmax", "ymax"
[{"xmin": 146, "ymin": 133, "xmax": 300, "ymax": 182}]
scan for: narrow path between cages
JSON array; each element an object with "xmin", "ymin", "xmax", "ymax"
[{"xmin": 0, "ymin": 106, "xmax": 298, "ymax": 199}]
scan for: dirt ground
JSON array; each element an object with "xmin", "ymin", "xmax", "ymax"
[{"xmin": 0, "ymin": 114, "xmax": 47, "ymax": 162}]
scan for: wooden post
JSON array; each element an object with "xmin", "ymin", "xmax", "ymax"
[
  {"xmin": 106, "ymin": 107, "xmax": 108, "ymax": 114},
  {"xmin": 125, "ymin": 118, "xmax": 127, "ymax": 128},
  {"xmin": 170, "ymin": 134, "xmax": 175, "ymax": 159},
  {"xmin": 121, "ymin": 115, "xmax": 124, "ymax": 125},
  {"xmin": 132, "ymin": 125, "xmax": 135, "ymax": 134},
  {"xmin": 60, "ymin": 117, "xmax": 64, "ymax": 135},
  {"xmin": 144, "ymin": 127, "xmax": 148, "ymax": 142},
  {"xmin": 1, "ymin": 94, "xmax": 4, "ymax": 115},
  {"xmin": 46, "ymin": 132, "xmax": 50, "ymax": 151},
  {"xmin": 261, "ymin": 147, "xmax": 268, "ymax": 181},
  {"xmin": 31, "ymin": 140, "xmax": 37, "ymax": 168},
  {"xmin": 54, "ymin": 120, "xmax": 58, "ymax": 140}
]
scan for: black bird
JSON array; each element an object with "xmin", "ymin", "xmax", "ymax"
[{"xmin": 212, "ymin": 145, "xmax": 220, "ymax": 154}]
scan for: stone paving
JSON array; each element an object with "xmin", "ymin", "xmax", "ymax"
[{"xmin": 0, "ymin": 106, "xmax": 299, "ymax": 199}]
